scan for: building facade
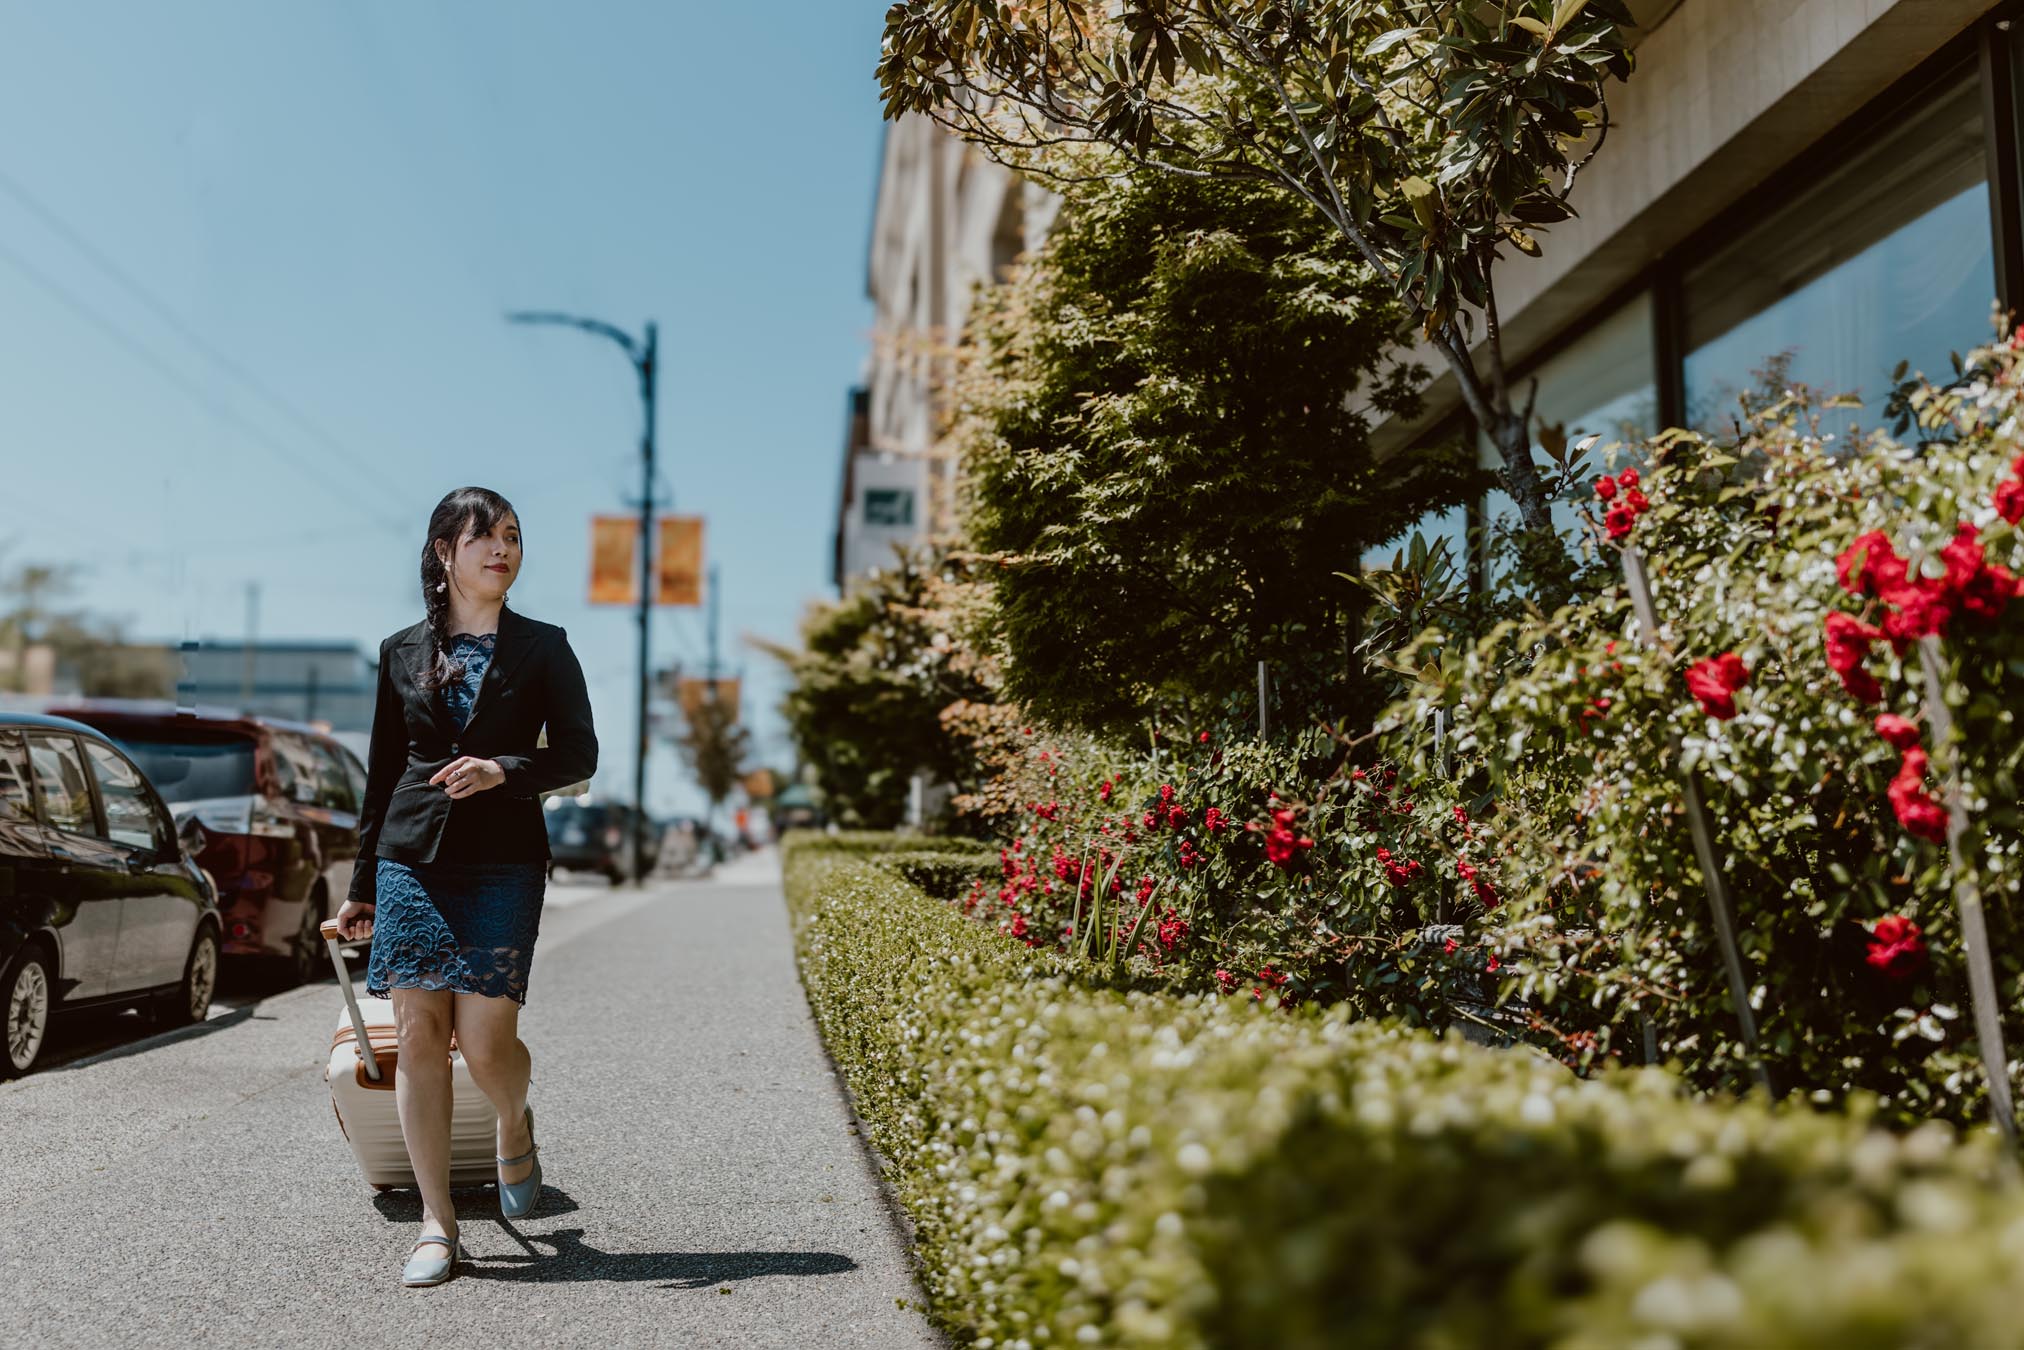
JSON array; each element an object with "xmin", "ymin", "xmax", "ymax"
[
  {"xmin": 1381, "ymin": 0, "xmax": 2024, "ymax": 567},
  {"xmin": 835, "ymin": 116, "xmax": 1058, "ymax": 590},
  {"xmin": 175, "ymin": 640, "xmax": 378, "ymax": 734},
  {"xmin": 846, "ymin": 2, "xmax": 2021, "ymax": 586}
]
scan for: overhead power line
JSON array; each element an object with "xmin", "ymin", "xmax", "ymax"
[
  {"xmin": 0, "ymin": 167, "xmax": 409, "ymax": 533},
  {"xmin": 0, "ymin": 234, "xmax": 407, "ymax": 537}
]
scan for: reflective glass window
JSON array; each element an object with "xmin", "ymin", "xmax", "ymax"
[
  {"xmin": 0, "ymin": 732, "xmax": 32, "ymax": 824},
  {"xmin": 82, "ymin": 738, "xmax": 163, "ymax": 851},
  {"xmin": 1483, "ymin": 290, "xmax": 1659, "ymax": 572},
  {"xmin": 1684, "ymin": 71, "xmax": 1992, "ymax": 434},
  {"xmin": 27, "ymin": 734, "xmax": 96, "ymax": 836}
]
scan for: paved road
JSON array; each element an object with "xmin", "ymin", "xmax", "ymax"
[
  {"xmin": 32, "ymin": 874, "xmax": 621, "ymax": 1072},
  {"xmin": 0, "ymin": 855, "xmax": 940, "ymax": 1350}
]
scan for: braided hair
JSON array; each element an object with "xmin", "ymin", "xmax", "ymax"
[{"xmin": 420, "ymin": 486, "xmax": 519, "ymax": 692}]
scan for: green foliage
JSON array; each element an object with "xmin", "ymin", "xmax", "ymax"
[
  {"xmin": 785, "ymin": 833, "xmax": 2024, "ymax": 1349},
  {"xmin": 957, "ymin": 169, "xmax": 1484, "ymax": 735},
  {"xmin": 879, "ymin": 0, "xmax": 1637, "ymax": 547},
  {"xmin": 1383, "ymin": 339, "xmax": 2024, "ymax": 1119},
  {"xmin": 674, "ymin": 695, "xmax": 750, "ymax": 809},
  {"xmin": 759, "ymin": 550, "xmax": 992, "ymax": 830}
]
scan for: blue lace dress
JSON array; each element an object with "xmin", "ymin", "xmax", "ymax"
[{"xmin": 365, "ymin": 631, "xmax": 548, "ymax": 1006}]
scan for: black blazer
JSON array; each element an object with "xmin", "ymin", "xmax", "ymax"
[{"xmin": 348, "ymin": 605, "xmax": 598, "ymax": 906}]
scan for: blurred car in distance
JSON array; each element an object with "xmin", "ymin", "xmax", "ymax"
[
  {"xmin": 0, "ymin": 711, "xmax": 222, "ymax": 1078},
  {"xmin": 50, "ymin": 700, "xmax": 365, "ymax": 986},
  {"xmin": 543, "ymin": 794, "xmax": 661, "ymax": 883}
]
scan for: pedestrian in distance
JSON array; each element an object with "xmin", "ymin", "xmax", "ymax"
[{"xmin": 333, "ymin": 485, "xmax": 598, "ymax": 1287}]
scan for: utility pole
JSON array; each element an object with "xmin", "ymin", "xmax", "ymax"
[
  {"xmin": 705, "ymin": 562, "xmax": 721, "ymax": 691},
  {"xmin": 507, "ymin": 310, "xmax": 660, "ymax": 886},
  {"xmin": 241, "ymin": 582, "xmax": 260, "ymax": 712}
]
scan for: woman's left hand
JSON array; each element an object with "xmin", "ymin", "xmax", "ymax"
[{"xmin": 431, "ymin": 756, "xmax": 506, "ymax": 799}]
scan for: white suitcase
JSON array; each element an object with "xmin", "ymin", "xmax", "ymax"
[{"xmin": 320, "ymin": 919, "xmax": 500, "ymax": 1191}]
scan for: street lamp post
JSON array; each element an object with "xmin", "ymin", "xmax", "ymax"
[{"xmin": 506, "ymin": 310, "xmax": 659, "ymax": 887}]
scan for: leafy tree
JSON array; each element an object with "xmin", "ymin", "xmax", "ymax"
[
  {"xmin": 758, "ymin": 548, "xmax": 995, "ymax": 829},
  {"xmin": 880, "ymin": 0, "xmax": 1635, "ymax": 595},
  {"xmin": 675, "ymin": 694, "xmax": 751, "ymax": 816},
  {"xmin": 955, "ymin": 169, "xmax": 1485, "ymax": 736}
]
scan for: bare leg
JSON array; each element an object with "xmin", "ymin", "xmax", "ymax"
[
  {"xmin": 391, "ymin": 988, "xmax": 459, "ymax": 1240},
  {"xmin": 455, "ymin": 991, "xmax": 534, "ymax": 1183}
]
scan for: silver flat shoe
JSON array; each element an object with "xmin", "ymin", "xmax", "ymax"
[
  {"xmin": 497, "ymin": 1105, "xmax": 542, "ymax": 1220},
  {"xmin": 401, "ymin": 1232, "xmax": 459, "ymax": 1287}
]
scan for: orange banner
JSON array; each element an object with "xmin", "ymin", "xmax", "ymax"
[
  {"xmin": 677, "ymin": 677, "xmax": 741, "ymax": 724},
  {"xmin": 656, "ymin": 516, "xmax": 704, "ymax": 607},
  {"xmin": 588, "ymin": 516, "xmax": 637, "ymax": 605}
]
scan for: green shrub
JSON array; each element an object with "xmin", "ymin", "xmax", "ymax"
[
  {"xmin": 785, "ymin": 835, "xmax": 2024, "ymax": 1349},
  {"xmin": 1377, "ymin": 341, "xmax": 2024, "ymax": 1118},
  {"xmin": 783, "ymin": 828, "xmax": 994, "ymax": 858}
]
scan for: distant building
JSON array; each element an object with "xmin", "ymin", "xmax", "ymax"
[
  {"xmin": 175, "ymin": 640, "xmax": 377, "ymax": 734},
  {"xmin": 836, "ymin": 116, "xmax": 1060, "ymax": 591}
]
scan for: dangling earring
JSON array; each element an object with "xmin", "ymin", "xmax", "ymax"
[{"xmin": 436, "ymin": 581, "xmax": 447, "ymax": 593}]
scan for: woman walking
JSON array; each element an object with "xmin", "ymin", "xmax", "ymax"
[{"xmin": 333, "ymin": 486, "xmax": 598, "ymax": 1287}]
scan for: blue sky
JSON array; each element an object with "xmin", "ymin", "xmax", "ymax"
[{"xmin": 0, "ymin": 2, "xmax": 887, "ymax": 814}]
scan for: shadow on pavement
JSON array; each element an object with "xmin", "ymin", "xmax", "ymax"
[
  {"xmin": 466, "ymin": 1226, "xmax": 859, "ymax": 1288},
  {"xmin": 372, "ymin": 1184, "xmax": 583, "ymax": 1221},
  {"xmin": 371, "ymin": 1188, "xmax": 849, "ymax": 1287}
]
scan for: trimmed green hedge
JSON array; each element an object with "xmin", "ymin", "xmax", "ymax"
[{"xmin": 785, "ymin": 833, "xmax": 2024, "ymax": 1349}]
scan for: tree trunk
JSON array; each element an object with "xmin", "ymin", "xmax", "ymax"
[{"xmin": 1488, "ymin": 407, "xmax": 1574, "ymax": 608}]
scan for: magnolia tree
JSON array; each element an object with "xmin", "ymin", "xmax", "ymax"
[{"xmin": 879, "ymin": 0, "xmax": 1635, "ymax": 589}]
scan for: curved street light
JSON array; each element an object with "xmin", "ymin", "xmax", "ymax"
[{"xmin": 506, "ymin": 309, "xmax": 659, "ymax": 887}]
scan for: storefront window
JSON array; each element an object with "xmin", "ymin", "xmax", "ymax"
[
  {"xmin": 1482, "ymin": 290, "xmax": 1659, "ymax": 574},
  {"xmin": 1684, "ymin": 70, "xmax": 1993, "ymax": 435}
]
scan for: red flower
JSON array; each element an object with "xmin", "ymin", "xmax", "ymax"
[
  {"xmin": 1165, "ymin": 805, "xmax": 1189, "ymax": 829},
  {"xmin": 1823, "ymin": 611, "xmax": 1885, "ymax": 704},
  {"xmin": 1837, "ymin": 531, "xmax": 1908, "ymax": 598},
  {"xmin": 1485, "ymin": 953, "xmax": 1502, "ymax": 974},
  {"xmin": 1865, "ymin": 914, "xmax": 1928, "ymax": 980},
  {"xmin": 1098, "ymin": 779, "xmax": 1113, "ymax": 802},
  {"xmin": 1623, "ymin": 487, "xmax": 1651, "ymax": 515},
  {"xmin": 1202, "ymin": 807, "xmax": 1228, "ymax": 833},
  {"xmin": 1197, "ymin": 730, "xmax": 1211, "ymax": 744},
  {"xmin": 1159, "ymin": 783, "xmax": 1176, "ymax": 804},
  {"xmin": 1998, "ymin": 476, "xmax": 2024, "ymax": 525},
  {"xmin": 1594, "ymin": 475, "xmax": 1618, "ymax": 502},
  {"xmin": 1213, "ymin": 969, "xmax": 1237, "ymax": 993},
  {"xmin": 1685, "ymin": 651, "xmax": 1749, "ymax": 720},
  {"xmin": 1264, "ymin": 824, "xmax": 1314, "ymax": 868},
  {"xmin": 1134, "ymin": 876, "xmax": 1156, "ymax": 906},
  {"xmin": 1604, "ymin": 504, "xmax": 1637, "ymax": 540},
  {"xmin": 1008, "ymin": 913, "xmax": 1029, "ymax": 940},
  {"xmin": 1937, "ymin": 521, "xmax": 2021, "ymax": 623},
  {"xmin": 1888, "ymin": 747, "xmax": 1949, "ymax": 843},
  {"xmin": 1873, "ymin": 714, "xmax": 1921, "ymax": 752},
  {"xmin": 1456, "ymin": 857, "xmax": 1499, "ymax": 908},
  {"xmin": 1618, "ymin": 468, "xmax": 1640, "ymax": 489},
  {"xmin": 1257, "ymin": 965, "xmax": 1289, "ymax": 988},
  {"xmin": 1442, "ymin": 937, "xmax": 1459, "ymax": 955}
]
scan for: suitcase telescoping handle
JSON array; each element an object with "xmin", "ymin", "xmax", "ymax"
[{"xmin": 320, "ymin": 919, "xmax": 384, "ymax": 1083}]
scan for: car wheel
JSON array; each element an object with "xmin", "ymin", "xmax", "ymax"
[
  {"xmin": 1, "ymin": 945, "xmax": 54, "ymax": 1079},
  {"xmin": 292, "ymin": 895, "xmax": 327, "ymax": 987},
  {"xmin": 160, "ymin": 926, "xmax": 220, "ymax": 1028}
]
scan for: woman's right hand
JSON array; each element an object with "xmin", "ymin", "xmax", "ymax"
[{"xmin": 335, "ymin": 899, "xmax": 375, "ymax": 942}]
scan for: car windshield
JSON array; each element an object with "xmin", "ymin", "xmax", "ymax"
[{"xmin": 103, "ymin": 731, "xmax": 256, "ymax": 802}]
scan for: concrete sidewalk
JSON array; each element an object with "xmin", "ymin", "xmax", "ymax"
[{"xmin": 0, "ymin": 872, "xmax": 939, "ymax": 1350}]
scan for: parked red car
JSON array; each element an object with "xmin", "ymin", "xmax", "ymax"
[{"xmin": 49, "ymin": 700, "xmax": 366, "ymax": 985}]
